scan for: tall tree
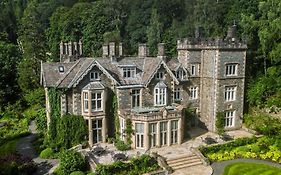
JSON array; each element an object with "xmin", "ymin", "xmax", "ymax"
[{"xmin": 146, "ymin": 9, "xmax": 163, "ymax": 56}]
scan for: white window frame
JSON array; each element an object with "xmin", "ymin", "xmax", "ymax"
[
  {"xmin": 174, "ymin": 87, "xmax": 181, "ymax": 101},
  {"xmin": 120, "ymin": 118, "xmax": 125, "ymax": 141},
  {"xmin": 190, "ymin": 87, "xmax": 198, "ymax": 100},
  {"xmin": 191, "ymin": 65, "xmax": 196, "ymax": 76},
  {"xmin": 83, "ymin": 92, "xmax": 89, "ymax": 112},
  {"xmin": 176, "ymin": 70, "xmax": 184, "ymax": 80},
  {"xmin": 226, "ymin": 64, "xmax": 238, "ymax": 76},
  {"xmin": 156, "ymin": 71, "xmax": 164, "ymax": 80},
  {"xmin": 91, "ymin": 92, "xmax": 103, "ymax": 112},
  {"xmin": 90, "ymin": 71, "xmax": 100, "ymax": 81},
  {"xmin": 225, "ymin": 86, "xmax": 236, "ymax": 101},
  {"xmin": 149, "ymin": 123, "xmax": 157, "ymax": 148},
  {"xmin": 123, "ymin": 67, "xmax": 136, "ymax": 78},
  {"xmin": 154, "ymin": 87, "xmax": 167, "ymax": 106},
  {"xmin": 93, "ymin": 119, "xmax": 103, "ymax": 143},
  {"xmin": 225, "ymin": 110, "xmax": 235, "ymax": 127},
  {"xmin": 132, "ymin": 89, "xmax": 140, "ymax": 108},
  {"xmin": 135, "ymin": 123, "xmax": 144, "ymax": 149},
  {"xmin": 171, "ymin": 120, "xmax": 178, "ymax": 144},
  {"xmin": 160, "ymin": 122, "xmax": 168, "ymax": 146}
]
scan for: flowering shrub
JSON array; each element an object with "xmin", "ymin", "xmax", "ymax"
[{"xmin": 201, "ymin": 136, "xmax": 281, "ymax": 163}]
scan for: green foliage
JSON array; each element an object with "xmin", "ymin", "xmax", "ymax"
[
  {"xmin": 112, "ymin": 94, "xmax": 120, "ymax": 138},
  {"xmin": 200, "ymin": 136, "xmax": 281, "ymax": 163},
  {"xmin": 40, "ymin": 148, "xmax": 55, "ymax": 159},
  {"xmin": 70, "ymin": 171, "xmax": 85, "ymax": 175},
  {"xmin": 0, "ymin": 41, "xmax": 21, "ymax": 109},
  {"xmin": 58, "ymin": 150, "xmax": 86, "ymax": 175},
  {"xmin": 243, "ymin": 113, "xmax": 281, "ymax": 136},
  {"xmin": 124, "ymin": 118, "xmax": 133, "ymax": 145},
  {"xmin": 215, "ymin": 112, "xmax": 225, "ymax": 135},
  {"xmin": 222, "ymin": 162, "xmax": 281, "ymax": 175},
  {"xmin": 0, "ymin": 118, "xmax": 30, "ymax": 146},
  {"xmin": 24, "ymin": 88, "xmax": 45, "ymax": 107},
  {"xmin": 114, "ymin": 139, "xmax": 130, "ymax": 151},
  {"xmin": 55, "ymin": 114, "xmax": 87, "ymax": 150},
  {"xmin": 95, "ymin": 154, "xmax": 159, "ymax": 175},
  {"xmin": 35, "ymin": 108, "xmax": 47, "ymax": 133},
  {"xmin": 0, "ymin": 138, "xmax": 19, "ymax": 156}
]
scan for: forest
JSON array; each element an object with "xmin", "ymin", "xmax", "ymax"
[{"xmin": 0, "ymin": 0, "xmax": 280, "ymax": 118}]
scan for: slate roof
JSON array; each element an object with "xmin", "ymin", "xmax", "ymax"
[{"xmin": 41, "ymin": 56, "xmax": 181, "ymax": 88}]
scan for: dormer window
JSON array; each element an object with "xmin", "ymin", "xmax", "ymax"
[
  {"xmin": 123, "ymin": 67, "xmax": 136, "ymax": 78},
  {"xmin": 156, "ymin": 71, "xmax": 164, "ymax": 80},
  {"xmin": 176, "ymin": 70, "xmax": 185, "ymax": 79},
  {"xmin": 58, "ymin": 66, "xmax": 64, "ymax": 73},
  {"xmin": 90, "ymin": 71, "xmax": 100, "ymax": 81}
]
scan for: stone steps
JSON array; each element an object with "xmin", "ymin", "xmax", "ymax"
[{"xmin": 166, "ymin": 154, "xmax": 203, "ymax": 171}]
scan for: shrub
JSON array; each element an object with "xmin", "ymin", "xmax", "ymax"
[
  {"xmin": 40, "ymin": 148, "xmax": 54, "ymax": 159},
  {"xmin": 215, "ymin": 112, "xmax": 225, "ymax": 135},
  {"xmin": 70, "ymin": 171, "xmax": 85, "ymax": 175},
  {"xmin": 51, "ymin": 114, "xmax": 87, "ymax": 150},
  {"xmin": 59, "ymin": 150, "xmax": 86, "ymax": 175},
  {"xmin": 95, "ymin": 154, "xmax": 159, "ymax": 175},
  {"xmin": 0, "ymin": 154, "xmax": 37, "ymax": 175},
  {"xmin": 114, "ymin": 139, "xmax": 130, "ymax": 151}
]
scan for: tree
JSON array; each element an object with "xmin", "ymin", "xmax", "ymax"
[
  {"xmin": 147, "ymin": 9, "xmax": 163, "ymax": 56},
  {"xmin": 0, "ymin": 41, "xmax": 21, "ymax": 110}
]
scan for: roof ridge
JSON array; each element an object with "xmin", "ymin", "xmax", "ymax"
[
  {"xmin": 55, "ymin": 60, "xmax": 82, "ymax": 87},
  {"xmin": 68, "ymin": 58, "xmax": 95, "ymax": 88}
]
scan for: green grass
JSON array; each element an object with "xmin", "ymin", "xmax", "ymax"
[
  {"xmin": 0, "ymin": 138, "xmax": 19, "ymax": 156},
  {"xmin": 223, "ymin": 162, "xmax": 281, "ymax": 175}
]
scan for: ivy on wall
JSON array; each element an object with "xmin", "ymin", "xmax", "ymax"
[
  {"xmin": 125, "ymin": 118, "xmax": 133, "ymax": 144},
  {"xmin": 112, "ymin": 93, "xmax": 120, "ymax": 139},
  {"xmin": 47, "ymin": 87, "xmax": 62, "ymax": 147},
  {"xmin": 216, "ymin": 111, "xmax": 225, "ymax": 135}
]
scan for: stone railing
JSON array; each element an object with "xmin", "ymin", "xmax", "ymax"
[
  {"xmin": 150, "ymin": 152, "xmax": 172, "ymax": 174},
  {"xmin": 190, "ymin": 147, "xmax": 210, "ymax": 166}
]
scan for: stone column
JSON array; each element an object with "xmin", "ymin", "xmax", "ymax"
[
  {"xmin": 132, "ymin": 122, "xmax": 136, "ymax": 149},
  {"xmin": 167, "ymin": 120, "xmax": 171, "ymax": 146},
  {"xmin": 178, "ymin": 118, "xmax": 182, "ymax": 144},
  {"xmin": 156, "ymin": 122, "xmax": 161, "ymax": 147},
  {"xmin": 88, "ymin": 118, "xmax": 93, "ymax": 147},
  {"xmin": 102, "ymin": 117, "xmax": 107, "ymax": 143},
  {"xmin": 45, "ymin": 88, "xmax": 51, "ymax": 129},
  {"xmin": 64, "ymin": 43, "xmax": 68, "ymax": 55},
  {"xmin": 144, "ymin": 122, "xmax": 149, "ymax": 150}
]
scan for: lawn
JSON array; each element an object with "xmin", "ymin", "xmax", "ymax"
[
  {"xmin": 223, "ymin": 162, "xmax": 281, "ymax": 175},
  {"xmin": 0, "ymin": 138, "xmax": 19, "ymax": 156}
]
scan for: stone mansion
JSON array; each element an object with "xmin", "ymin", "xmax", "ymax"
[{"xmin": 41, "ymin": 26, "xmax": 247, "ymax": 150}]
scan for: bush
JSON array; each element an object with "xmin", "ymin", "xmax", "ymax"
[
  {"xmin": 49, "ymin": 114, "xmax": 87, "ymax": 150},
  {"xmin": 0, "ymin": 154, "xmax": 37, "ymax": 175},
  {"xmin": 95, "ymin": 154, "xmax": 159, "ymax": 175},
  {"xmin": 40, "ymin": 148, "xmax": 54, "ymax": 159},
  {"xmin": 70, "ymin": 171, "xmax": 85, "ymax": 175},
  {"xmin": 114, "ymin": 139, "xmax": 130, "ymax": 151},
  {"xmin": 59, "ymin": 150, "xmax": 86, "ymax": 175}
]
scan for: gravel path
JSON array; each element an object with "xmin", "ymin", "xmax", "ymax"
[
  {"xmin": 16, "ymin": 121, "xmax": 59, "ymax": 175},
  {"xmin": 211, "ymin": 158, "xmax": 281, "ymax": 175}
]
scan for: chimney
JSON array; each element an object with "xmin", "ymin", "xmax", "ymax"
[
  {"xmin": 68, "ymin": 42, "xmax": 73, "ymax": 56},
  {"xmin": 138, "ymin": 43, "xmax": 149, "ymax": 57},
  {"xmin": 157, "ymin": 43, "xmax": 165, "ymax": 57},
  {"xmin": 79, "ymin": 40, "xmax": 83, "ymax": 55},
  {"xmin": 64, "ymin": 43, "xmax": 68, "ymax": 55},
  {"xmin": 73, "ymin": 42, "xmax": 78, "ymax": 55},
  {"xmin": 60, "ymin": 41, "xmax": 64, "ymax": 55},
  {"xmin": 195, "ymin": 27, "xmax": 204, "ymax": 38},
  {"xmin": 102, "ymin": 44, "xmax": 109, "ymax": 57},
  {"xmin": 226, "ymin": 25, "xmax": 237, "ymax": 41},
  {"xmin": 119, "ymin": 43, "xmax": 123, "ymax": 56},
  {"xmin": 109, "ymin": 42, "xmax": 116, "ymax": 56}
]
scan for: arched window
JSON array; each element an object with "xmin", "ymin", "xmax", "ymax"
[{"xmin": 154, "ymin": 82, "xmax": 167, "ymax": 106}]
